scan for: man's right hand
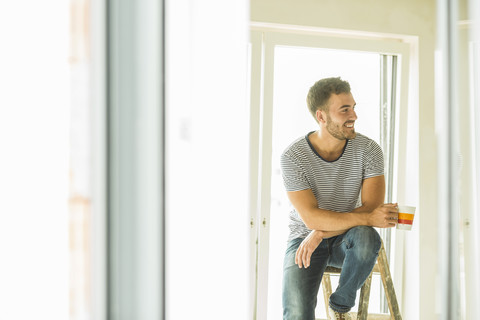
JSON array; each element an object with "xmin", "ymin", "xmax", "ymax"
[
  {"xmin": 295, "ymin": 230, "xmax": 324, "ymax": 268},
  {"xmin": 367, "ymin": 203, "xmax": 398, "ymax": 228}
]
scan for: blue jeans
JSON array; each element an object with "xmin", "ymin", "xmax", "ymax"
[{"xmin": 282, "ymin": 226, "xmax": 382, "ymax": 320}]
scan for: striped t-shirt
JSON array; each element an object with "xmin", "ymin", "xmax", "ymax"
[{"xmin": 280, "ymin": 131, "xmax": 384, "ymax": 242}]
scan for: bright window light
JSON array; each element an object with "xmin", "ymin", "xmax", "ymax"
[
  {"xmin": 0, "ymin": 1, "xmax": 70, "ymax": 319},
  {"xmin": 267, "ymin": 46, "xmax": 382, "ymax": 320}
]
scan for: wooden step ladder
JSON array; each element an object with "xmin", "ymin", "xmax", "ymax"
[{"xmin": 321, "ymin": 242, "xmax": 402, "ymax": 320}]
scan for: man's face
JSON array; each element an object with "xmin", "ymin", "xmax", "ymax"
[{"xmin": 324, "ymin": 92, "xmax": 357, "ymax": 140}]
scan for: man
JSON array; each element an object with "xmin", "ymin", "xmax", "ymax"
[{"xmin": 281, "ymin": 77, "xmax": 398, "ymax": 320}]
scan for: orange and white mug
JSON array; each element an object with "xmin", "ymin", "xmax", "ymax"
[{"xmin": 396, "ymin": 205, "xmax": 416, "ymax": 231}]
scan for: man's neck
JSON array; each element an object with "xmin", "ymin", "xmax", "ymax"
[{"xmin": 309, "ymin": 130, "xmax": 347, "ymax": 161}]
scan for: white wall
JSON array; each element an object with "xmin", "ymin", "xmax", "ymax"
[{"xmin": 251, "ymin": 1, "xmax": 437, "ymax": 319}]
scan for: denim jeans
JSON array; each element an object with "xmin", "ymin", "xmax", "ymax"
[{"xmin": 282, "ymin": 226, "xmax": 382, "ymax": 320}]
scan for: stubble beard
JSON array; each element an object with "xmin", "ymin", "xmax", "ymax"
[{"xmin": 326, "ymin": 115, "xmax": 357, "ymax": 140}]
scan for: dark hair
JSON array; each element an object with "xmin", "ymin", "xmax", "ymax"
[{"xmin": 306, "ymin": 77, "xmax": 351, "ymax": 121}]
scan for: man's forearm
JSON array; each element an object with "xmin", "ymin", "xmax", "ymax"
[
  {"xmin": 310, "ymin": 202, "xmax": 397, "ymax": 234},
  {"xmin": 303, "ymin": 208, "xmax": 369, "ymax": 231},
  {"xmin": 313, "ymin": 206, "xmax": 374, "ymax": 238},
  {"xmin": 352, "ymin": 203, "xmax": 380, "ymax": 213},
  {"xmin": 314, "ymin": 229, "xmax": 349, "ymax": 239},
  {"xmin": 287, "ymin": 182, "xmax": 389, "ymax": 231}
]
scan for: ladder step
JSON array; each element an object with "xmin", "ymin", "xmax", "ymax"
[
  {"xmin": 324, "ymin": 264, "xmax": 380, "ymax": 274},
  {"xmin": 316, "ymin": 314, "xmax": 390, "ymax": 320},
  {"xmin": 350, "ymin": 312, "xmax": 392, "ymax": 319}
]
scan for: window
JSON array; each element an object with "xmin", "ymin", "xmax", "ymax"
[
  {"xmin": 249, "ymin": 26, "xmax": 411, "ymax": 319},
  {"xmin": 0, "ymin": 2, "xmax": 70, "ymax": 319}
]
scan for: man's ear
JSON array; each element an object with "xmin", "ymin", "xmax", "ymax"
[{"xmin": 316, "ymin": 109, "xmax": 327, "ymax": 124}]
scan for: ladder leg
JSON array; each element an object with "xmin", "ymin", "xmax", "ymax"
[
  {"xmin": 322, "ymin": 273, "xmax": 333, "ymax": 320},
  {"xmin": 357, "ymin": 270, "xmax": 373, "ymax": 320},
  {"xmin": 377, "ymin": 245, "xmax": 402, "ymax": 320}
]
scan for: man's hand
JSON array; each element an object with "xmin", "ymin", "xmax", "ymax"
[
  {"xmin": 295, "ymin": 230, "xmax": 324, "ymax": 268},
  {"xmin": 367, "ymin": 203, "xmax": 398, "ymax": 228}
]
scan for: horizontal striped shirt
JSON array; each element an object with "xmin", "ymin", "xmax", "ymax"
[{"xmin": 281, "ymin": 131, "xmax": 384, "ymax": 241}]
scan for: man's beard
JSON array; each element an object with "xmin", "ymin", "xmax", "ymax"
[{"xmin": 326, "ymin": 114, "xmax": 356, "ymax": 140}]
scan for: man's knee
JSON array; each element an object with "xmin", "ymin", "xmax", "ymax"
[{"xmin": 346, "ymin": 226, "xmax": 381, "ymax": 259}]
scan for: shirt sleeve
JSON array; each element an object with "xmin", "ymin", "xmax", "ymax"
[
  {"xmin": 280, "ymin": 151, "xmax": 311, "ymax": 192},
  {"xmin": 363, "ymin": 139, "xmax": 385, "ymax": 179}
]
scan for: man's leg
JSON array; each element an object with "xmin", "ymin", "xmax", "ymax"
[
  {"xmin": 282, "ymin": 238, "xmax": 329, "ymax": 320},
  {"xmin": 327, "ymin": 226, "xmax": 382, "ymax": 313}
]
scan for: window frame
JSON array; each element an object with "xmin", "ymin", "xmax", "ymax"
[{"xmin": 249, "ymin": 23, "xmax": 416, "ymax": 319}]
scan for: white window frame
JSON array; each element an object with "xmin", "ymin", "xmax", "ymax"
[
  {"xmin": 248, "ymin": 22, "xmax": 418, "ymax": 320},
  {"xmin": 90, "ymin": 0, "xmax": 166, "ymax": 318}
]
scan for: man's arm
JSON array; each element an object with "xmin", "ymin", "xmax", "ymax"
[
  {"xmin": 287, "ymin": 175, "xmax": 397, "ymax": 232},
  {"xmin": 294, "ymin": 175, "xmax": 396, "ymax": 268},
  {"xmin": 352, "ymin": 174, "xmax": 386, "ymax": 212},
  {"xmin": 315, "ymin": 175, "xmax": 388, "ymax": 238}
]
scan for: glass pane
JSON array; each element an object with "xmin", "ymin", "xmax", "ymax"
[{"xmin": 267, "ymin": 46, "xmax": 381, "ymax": 320}]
